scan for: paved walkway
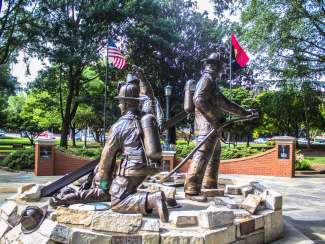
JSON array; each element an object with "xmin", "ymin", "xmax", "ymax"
[{"xmin": 1, "ymin": 170, "xmax": 324, "ymax": 242}]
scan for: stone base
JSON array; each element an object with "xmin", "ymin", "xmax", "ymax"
[{"xmin": 0, "ymin": 179, "xmax": 283, "ymax": 244}]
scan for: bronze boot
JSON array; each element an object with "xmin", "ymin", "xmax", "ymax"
[
  {"xmin": 185, "ymin": 193, "xmax": 207, "ymax": 202},
  {"xmin": 147, "ymin": 191, "xmax": 169, "ymax": 222}
]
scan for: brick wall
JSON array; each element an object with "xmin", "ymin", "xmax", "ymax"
[
  {"xmin": 35, "ymin": 141, "xmax": 295, "ymax": 177},
  {"xmin": 175, "ymin": 143, "xmax": 295, "ymax": 177},
  {"xmin": 53, "ymin": 150, "xmax": 92, "ymax": 175}
]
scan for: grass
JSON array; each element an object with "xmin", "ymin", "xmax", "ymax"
[
  {"xmin": 0, "ymin": 137, "xmax": 31, "ymax": 145},
  {"xmin": 304, "ymin": 156, "xmax": 325, "ymax": 165}
]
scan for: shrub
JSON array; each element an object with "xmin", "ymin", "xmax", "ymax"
[
  {"xmin": 221, "ymin": 147, "xmax": 262, "ymax": 160},
  {"xmin": 295, "ymin": 151, "xmax": 311, "ymax": 170},
  {"xmin": 175, "ymin": 140, "xmax": 267, "ymax": 160},
  {"xmin": 0, "ymin": 148, "xmax": 35, "ymax": 171},
  {"xmin": 57, "ymin": 146, "xmax": 102, "ymax": 158},
  {"xmin": 175, "ymin": 141, "xmax": 195, "ymax": 158}
]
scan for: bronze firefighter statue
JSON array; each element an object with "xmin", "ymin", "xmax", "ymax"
[
  {"xmin": 184, "ymin": 52, "xmax": 253, "ymax": 202},
  {"xmin": 51, "ymin": 83, "xmax": 169, "ymax": 222}
]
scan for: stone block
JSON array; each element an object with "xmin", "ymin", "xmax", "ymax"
[
  {"xmin": 112, "ymin": 235, "xmax": 142, "ymax": 243},
  {"xmin": 201, "ymin": 189, "xmax": 224, "ymax": 197},
  {"xmin": 0, "ymin": 201, "xmax": 18, "ymax": 226},
  {"xmin": 225, "ymin": 185, "xmax": 244, "ymax": 195},
  {"xmin": 218, "ymin": 178, "xmax": 234, "ymax": 186},
  {"xmin": 205, "ymin": 225, "xmax": 236, "ymax": 244},
  {"xmin": 238, "ymin": 229, "xmax": 264, "ymax": 244},
  {"xmin": 271, "ymin": 210, "xmax": 283, "ymax": 241},
  {"xmin": 19, "ymin": 184, "xmax": 42, "ymax": 202},
  {"xmin": 198, "ymin": 206, "xmax": 235, "ymax": 229},
  {"xmin": 18, "ymin": 183, "xmax": 36, "ymax": 194},
  {"xmin": 55, "ymin": 207, "xmax": 93, "ymax": 226},
  {"xmin": 264, "ymin": 190, "xmax": 282, "ymax": 210},
  {"xmin": 161, "ymin": 230, "xmax": 204, "ymax": 244},
  {"xmin": 238, "ymin": 218, "xmax": 255, "ymax": 236},
  {"xmin": 38, "ymin": 219, "xmax": 72, "ymax": 244},
  {"xmin": 253, "ymin": 215, "xmax": 264, "ymax": 230},
  {"xmin": 215, "ymin": 197, "xmax": 238, "ymax": 209},
  {"xmin": 140, "ymin": 218, "xmax": 160, "ymax": 232},
  {"xmin": 241, "ymin": 185, "xmax": 254, "ymax": 198},
  {"xmin": 139, "ymin": 182, "xmax": 176, "ymax": 199},
  {"xmin": 140, "ymin": 231, "xmax": 160, "ymax": 244},
  {"xmin": 2, "ymin": 223, "xmax": 21, "ymax": 243},
  {"xmin": 241, "ymin": 194, "xmax": 262, "ymax": 214},
  {"xmin": 262, "ymin": 209, "xmax": 283, "ymax": 243},
  {"xmin": 232, "ymin": 209, "xmax": 251, "ymax": 218},
  {"xmin": 0, "ymin": 201, "xmax": 17, "ymax": 218},
  {"xmin": 91, "ymin": 211, "xmax": 142, "ymax": 234},
  {"xmin": 169, "ymin": 211, "xmax": 198, "ymax": 227},
  {"xmin": 19, "ymin": 230, "xmax": 56, "ymax": 244},
  {"xmin": 71, "ymin": 228, "xmax": 112, "ymax": 244},
  {"xmin": 0, "ymin": 218, "xmax": 10, "ymax": 239}
]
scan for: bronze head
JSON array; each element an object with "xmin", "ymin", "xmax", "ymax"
[
  {"xmin": 115, "ymin": 83, "xmax": 140, "ymax": 114},
  {"xmin": 202, "ymin": 52, "xmax": 227, "ymax": 78}
]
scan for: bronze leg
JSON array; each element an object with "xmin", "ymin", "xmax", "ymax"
[
  {"xmin": 184, "ymin": 134, "xmax": 216, "ymax": 195},
  {"xmin": 110, "ymin": 176, "xmax": 147, "ymax": 214},
  {"xmin": 202, "ymin": 138, "xmax": 221, "ymax": 189}
]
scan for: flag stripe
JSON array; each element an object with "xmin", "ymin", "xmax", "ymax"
[{"xmin": 107, "ymin": 38, "xmax": 126, "ymax": 69}]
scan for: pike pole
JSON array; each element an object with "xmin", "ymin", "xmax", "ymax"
[{"xmin": 159, "ymin": 114, "xmax": 259, "ymax": 184}]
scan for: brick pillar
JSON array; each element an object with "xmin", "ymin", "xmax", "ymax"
[
  {"xmin": 273, "ymin": 136, "xmax": 296, "ymax": 177},
  {"xmin": 162, "ymin": 150, "xmax": 176, "ymax": 171},
  {"xmin": 34, "ymin": 138, "xmax": 56, "ymax": 176}
]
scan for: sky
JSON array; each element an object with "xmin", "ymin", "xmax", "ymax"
[{"xmin": 11, "ymin": 1, "xmax": 215, "ymax": 87}]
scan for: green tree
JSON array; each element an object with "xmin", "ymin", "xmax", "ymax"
[
  {"xmin": 0, "ymin": 0, "xmax": 34, "ymax": 64},
  {"xmin": 0, "ymin": 65, "xmax": 17, "ymax": 127},
  {"xmin": 27, "ymin": 0, "xmax": 132, "ymax": 147},
  {"xmin": 223, "ymin": 87, "xmax": 258, "ymax": 146},
  {"xmin": 240, "ymin": 0, "xmax": 324, "ymax": 79},
  {"xmin": 6, "ymin": 91, "xmax": 60, "ymax": 144}
]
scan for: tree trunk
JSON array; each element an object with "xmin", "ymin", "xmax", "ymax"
[
  {"xmin": 59, "ymin": 65, "xmax": 82, "ymax": 148},
  {"xmin": 84, "ymin": 127, "xmax": 87, "ymax": 148},
  {"xmin": 246, "ymin": 133, "xmax": 250, "ymax": 147},
  {"xmin": 71, "ymin": 124, "xmax": 76, "ymax": 147}
]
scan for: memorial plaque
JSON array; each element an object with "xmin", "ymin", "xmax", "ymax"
[
  {"xmin": 40, "ymin": 146, "xmax": 52, "ymax": 160},
  {"xmin": 278, "ymin": 145, "xmax": 290, "ymax": 159}
]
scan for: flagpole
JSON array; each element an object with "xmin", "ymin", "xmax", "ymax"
[
  {"xmin": 103, "ymin": 29, "xmax": 109, "ymax": 145},
  {"xmin": 227, "ymin": 34, "xmax": 232, "ymax": 146}
]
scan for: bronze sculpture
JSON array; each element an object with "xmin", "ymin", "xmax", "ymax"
[
  {"xmin": 50, "ymin": 67, "xmax": 165, "ymax": 208},
  {"xmin": 184, "ymin": 52, "xmax": 252, "ymax": 202},
  {"xmin": 51, "ymin": 83, "xmax": 168, "ymax": 222},
  {"xmin": 126, "ymin": 66, "xmax": 164, "ymax": 128},
  {"xmin": 97, "ymin": 83, "xmax": 168, "ymax": 222}
]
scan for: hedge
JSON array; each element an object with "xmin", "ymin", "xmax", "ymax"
[{"xmin": 0, "ymin": 148, "xmax": 35, "ymax": 171}]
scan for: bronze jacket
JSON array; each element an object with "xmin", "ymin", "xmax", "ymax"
[
  {"xmin": 98, "ymin": 110, "xmax": 148, "ymax": 182},
  {"xmin": 193, "ymin": 69, "xmax": 248, "ymax": 135}
]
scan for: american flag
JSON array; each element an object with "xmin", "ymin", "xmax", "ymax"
[{"xmin": 107, "ymin": 38, "xmax": 126, "ymax": 69}]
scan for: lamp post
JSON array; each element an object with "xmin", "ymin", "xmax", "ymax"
[{"xmin": 164, "ymin": 84, "xmax": 173, "ymax": 150}]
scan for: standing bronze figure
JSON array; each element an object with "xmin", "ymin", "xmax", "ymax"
[
  {"xmin": 184, "ymin": 52, "xmax": 252, "ymax": 202},
  {"xmin": 97, "ymin": 83, "xmax": 168, "ymax": 222},
  {"xmin": 126, "ymin": 66, "xmax": 164, "ymax": 128}
]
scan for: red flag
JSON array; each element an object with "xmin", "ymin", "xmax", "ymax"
[{"xmin": 231, "ymin": 33, "xmax": 249, "ymax": 68}]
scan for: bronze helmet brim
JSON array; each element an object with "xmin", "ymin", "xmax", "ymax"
[
  {"xmin": 21, "ymin": 206, "xmax": 47, "ymax": 234},
  {"xmin": 114, "ymin": 96, "xmax": 142, "ymax": 101},
  {"xmin": 114, "ymin": 95, "xmax": 147, "ymax": 101}
]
